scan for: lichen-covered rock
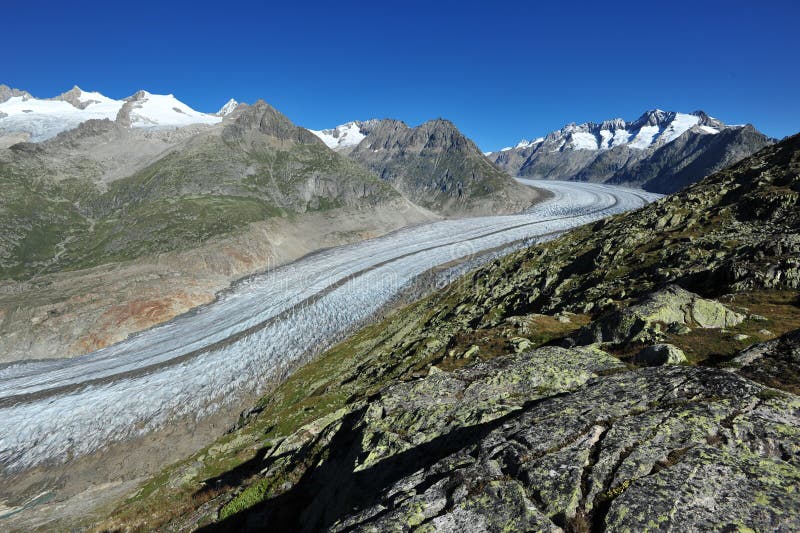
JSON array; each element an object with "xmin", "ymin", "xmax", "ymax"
[
  {"xmin": 355, "ymin": 346, "xmax": 624, "ymax": 470},
  {"xmin": 509, "ymin": 336, "xmax": 533, "ymax": 353},
  {"xmin": 633, "ymin": 343, "xmax": 688, "ymax": 366},
  {"xmin": 215, "ymin": 349, "xmax": 800, "ymax": 533},
  {"xmin": 571, "ymin": 285, "xmax": 745, "ymax": 346}
]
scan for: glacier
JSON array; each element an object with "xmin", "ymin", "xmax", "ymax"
[{"xmin": 0, "ymin": 180, "xmax": 661, "ymax": 472}]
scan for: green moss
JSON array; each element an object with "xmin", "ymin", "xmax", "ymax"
[{"xmin": 219, "ymin": 478, "xmax": 273, "ymax": 520}]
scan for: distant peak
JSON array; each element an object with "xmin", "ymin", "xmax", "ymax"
[
  {"xmin": 217, "ymin": 98, "xmax": 239, "ymax": 116},
  {"xmin": 307, "ymin": 120, "xmax": 368, "ymax": 150},
  {"xmin": 0, "ymin": 84, "xmax": 31, "ymax": 103},
  {"xmin": 633, "ymin": 109, "xmax": 673, "ymax": 127},
  {"xmin": 52, "ymin": 85, "xmax": 109, "ymax": 109}
]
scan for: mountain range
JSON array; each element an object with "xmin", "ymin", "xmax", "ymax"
[
  {"xmin": 0, "ymin": 84, "xmax": 780, "ymax": 363},
  {"xmin": 487, "ymin": 109, "xmax": 774, "ymax": 193},
  {"xmin": 0, "ymin": 85, "xmax": 240, "ymax": 144},
  {"xmin": 0, "ymin": 85, "xmax": 539, "ymax": 362}
]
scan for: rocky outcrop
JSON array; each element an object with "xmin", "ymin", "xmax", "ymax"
[
  {"xmin": 571, "ymin": 285, "xmax": 745, "ymax": 346},
  {"xmin": 208, "ymin": 347, "xmax": 800, "ymax": 532},
  {"xmin": 0, "ymin": 85, "xmax": 30, "ymax": 104},
  {"xmin": 52, "ymin": 85, "xmax": 96, "ymax": 109}
]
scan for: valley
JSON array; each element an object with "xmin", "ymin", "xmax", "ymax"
[{"xmin": 0, "ymin": 180, "xmax": 659, "ymax": 527}]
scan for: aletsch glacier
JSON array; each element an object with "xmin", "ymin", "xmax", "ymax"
[{"xmin": 0, "ymin": 181, "xmax": 660, "ymax": 472}]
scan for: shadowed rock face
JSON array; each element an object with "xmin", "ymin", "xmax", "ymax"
[
  {"xmin": 346, "ymin": 118, "xmax": 541, "ymax": 216},
  {"xmin": 206, "ymin": 347, "xmax": 800, "ymax": 533},
  {"xmin": 734, "ymin": 329, "xmax": 800, "ymax": 394},
  {"xmin": 610, "ymin": 124, "xmax": 773, "ymax": 193}
]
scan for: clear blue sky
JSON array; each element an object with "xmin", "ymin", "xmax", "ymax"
[{"xmin": 4, "ymin": 0, "xmax": 798, "ymax": 151}]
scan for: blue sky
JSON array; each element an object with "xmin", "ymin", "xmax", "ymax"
[{"xmin": 4, "ymin": 0, "xmax": 798, "ymax": 151}]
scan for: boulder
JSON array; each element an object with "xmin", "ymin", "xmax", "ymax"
[
  {"xmin": 572, "ymin": 285, "xmax": 745, "ymax": 346},
  {"xmin": 633, "ymin": 343, "xmax": 688, "ymax": 366}
]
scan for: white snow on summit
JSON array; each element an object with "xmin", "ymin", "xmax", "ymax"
[
  {"xmin": 495, "ymin": 111, "xmax": 722, "ymax": 156},
  {"xmin": 628, "ymin": 124, "xmax": 662, "ymax": 149},
  {"xmin": 0, "ymin": 88, "xmax": 122, "ymax": 142},
  {"xmin": 501, "ymin": 137, "xmax": 544, "ymax": 152},
  {"xmin": 217, "ymin": 98, "xmax": 239, "ymax": 116},
  {"xmin": 659, "ymin": 113, "xmax": 701, "ymax": 143},
  {"xmin": 308, "ymin": 121, "xmax": 367, "ymax": 150},
  {"xmin": 126, "ymin": 91, "xmax": 222, "ymax": 128},
  {"xmin": 0, "ymin": 86, "xmax": 222, "ymax": 142}
]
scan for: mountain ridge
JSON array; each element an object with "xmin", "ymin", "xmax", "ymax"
[
  {"xmin": 0, "ymin": 85, "xmax": 230, "ymax": 142},
  {"xmin": 488, "ymin": 109, "xmax": 773, "ymax": 193},
  {"xmin": 309, "ymin": 117, "xmax": 542, "ymax": 216}
]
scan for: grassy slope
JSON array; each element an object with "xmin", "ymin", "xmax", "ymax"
[{"xmin": 0, "ymin": 132, "xmax": 397, "ymax": 281}]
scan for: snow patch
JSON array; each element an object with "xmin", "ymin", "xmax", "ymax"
[
  {"xmin": 659, "ymin": 113, "xmax": 700, "ymax": 143},
  {"xmin": 308, "ymin": 121, "xmax": 366, "ymax": 150},
  {"xmin": 568, "ymin": 131, "xmax": 598, "ymax": 150},
  {"xmin": 502, "ymin": 137, "xmax": 543, "ymax": 151},
  {"xmin": 628, "ymin": 125, "xmax": 661, "ymax": 149},
  {"xmin": 127, "ymin": 92, "xmax": 221, "ymax": 128},
  {"xmin": 698, "ymin": 125, "xmax": 720, "ymax": 134}
]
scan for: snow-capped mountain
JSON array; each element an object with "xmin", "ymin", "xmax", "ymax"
[
  {"xmin": 308, "ymin": 121, "xmax": 372, "ymax": 151},
  {"xmin": 0, "ymin": 85, "xmax": 226, "ymax": 142},
  {"xmin": 488, "ymin": 109, "xmax": 771, "ymax": 194},
  {"xmin": 498, "ymin": 110, "xmax": 723, "ymax": 154},
  {"xmin": 217, "ymin": 98, "xmax": 239, "ymax": 116}
]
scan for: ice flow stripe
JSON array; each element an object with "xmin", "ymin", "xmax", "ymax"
[{"xmin": 0, "ymin": 180, "xmax": 660, "ymax": 471}]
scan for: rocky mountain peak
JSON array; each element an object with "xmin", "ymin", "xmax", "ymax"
[
  {"xmin": 0, "ymin": 84, "xmax": 32, "ymax": 104},
  {"xmin": 222, "ymin": 99, "xmax": 318, "ymax": 144},
  {"xmin": 631, "ymin": 108, "xmax": 673, "ymax": 128},
  {"xmin": 596, "ymin": 118, "xmax": 625, "ymax": 131},
  {"xmin": 412, "ymin": 118, "xmax": 471, "ymax": 150},
  {"xmin": 691, "ymin": 110, "xmax": 726, "ymax": 129},
  {"xmin": 52, "ymin": 85, "xmax": 93, "ymax": 109},
  {"xmin": 217, "ymin": 98, "xmax": 239, "ymax": 116}
]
